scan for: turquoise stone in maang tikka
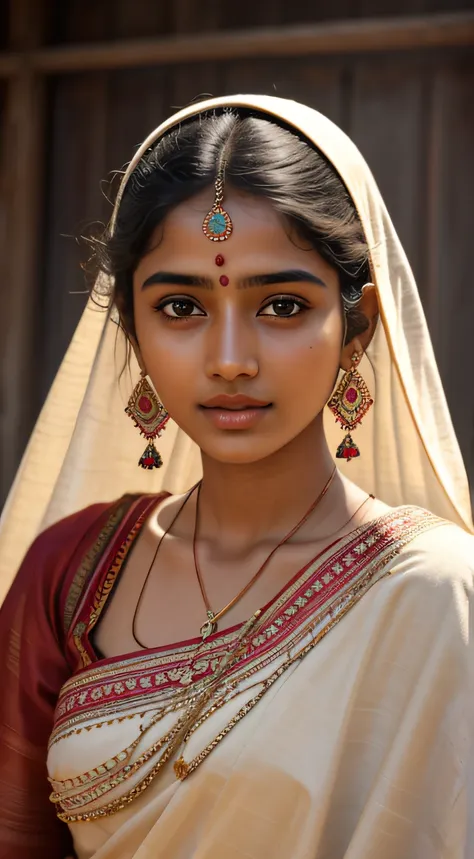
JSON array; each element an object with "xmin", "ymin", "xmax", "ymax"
[{"xmin": 208, "ymin": 212, "xmax": 227, "ymax": 235}]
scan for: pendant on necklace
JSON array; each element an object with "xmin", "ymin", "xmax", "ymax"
[
  {"xmin": 174, "ymin": 756, "xmax": 190, "ymax": 780},
  {"xmin": 200, "ymin": 610, "xmax": 217, "ymax": 640}
]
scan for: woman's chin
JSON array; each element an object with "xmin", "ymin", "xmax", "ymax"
[
  {"xmin": 179, "ymin": 412, "xmax": 323, "ymax": 466},
  {"xmin": 197, "ymin": 433, "xmax": 289, "ymax": 466}
]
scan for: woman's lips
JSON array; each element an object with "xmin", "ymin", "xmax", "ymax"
[
  {"xmin": 199, "ymin": 401, "xmax": 273, "ymax": 430},
  {"xmin": 200, "ymin": 394, "xmax": 271, "ymax": 409}
]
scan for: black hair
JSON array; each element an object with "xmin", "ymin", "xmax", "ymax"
[{"xmin": 89, "ymin": 109, "xmax": 371, "ymax": 343}]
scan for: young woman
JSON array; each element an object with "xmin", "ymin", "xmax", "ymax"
[{"xmin": 0, "ymin": 95, "xmax": 472, "ymax": 859}]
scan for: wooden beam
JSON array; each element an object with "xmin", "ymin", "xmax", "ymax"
[{"xmin": 0, "ymin": 12, "xmax": 473, "ymax": 78}]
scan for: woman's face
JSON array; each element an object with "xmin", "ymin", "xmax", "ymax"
[{"xmin": 132, "ymin": 188, "xmax": 345, "ymax": 464}]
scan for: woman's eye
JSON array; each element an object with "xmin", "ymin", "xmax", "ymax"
[
  {"xmin": 158, "ymin": 299, "xmax": 204, "ymax": 318},
  {"xmin": 259, "ymin": 299, "xmax": 305, "ymax": 318}
]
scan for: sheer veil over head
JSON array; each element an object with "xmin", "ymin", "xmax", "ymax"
[{"xmin": 0, "ymin": 94, "xmax": 472, "ymax": 601}]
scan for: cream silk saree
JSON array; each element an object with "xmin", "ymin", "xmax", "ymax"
[
  {"xmin": 0, "ymin": 96, "xmax": 473, "ymax": 859},
  {"xmin": 45, "ymin": 501, "xmax": 474, "ymax": 858}
]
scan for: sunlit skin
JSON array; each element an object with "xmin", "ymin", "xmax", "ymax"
[
  {"xmin": 131, "ymin": 187, "xmax": 381, "ymax": 533},
  {"xmin": 134, "ymin": 187, "xmax": 375, "ymax": 453},
  {"xmin": 93, "ymin": 187, "xmax": 383, "ymax": 653}
]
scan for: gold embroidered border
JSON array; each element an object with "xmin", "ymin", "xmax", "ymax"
[
  {"xmin": 54, "ymin": 508, "xmax": 442, "ymax": 734},
  {"xmin": 61, "ymin": 505, "xmax": 428, "ymax": 691},
  {"xmin": 53, "ymin": 510, "xmax": 445, "ymax": 822},
  {"xmin": 63, "ymin": 497, "xmax": 136, "ymax": 634}
]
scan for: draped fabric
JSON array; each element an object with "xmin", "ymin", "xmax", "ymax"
[
  {"xmin": 0, "ymin": 495, "xmax": 158, "ymax": 859},
  {"xmin": 2, "ymin": 496, "xmax": 473, "ymax": 859},
  {"xmin": 55, "ymin": 519, "xmax": 474, "ymax": 859}
]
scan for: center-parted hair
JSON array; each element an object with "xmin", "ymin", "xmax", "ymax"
[{"xmin": 89, "ymin": 109, "xmax": 371, "ymax": 343}]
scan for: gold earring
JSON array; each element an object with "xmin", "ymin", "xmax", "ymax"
[
  {"xmin": 125, "ymin": 375, "xmax": 169, "ymax": 469},
  {"xmin": 328, "ymin": 351, "xmax": 373, "ymax": 461}
]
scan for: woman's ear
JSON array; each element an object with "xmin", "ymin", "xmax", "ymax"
[{"xmin": 340, "ymin": 283, "xmax": 379, "ymax": 370}]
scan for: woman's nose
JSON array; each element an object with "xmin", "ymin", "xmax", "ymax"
[{"xmin": 204, "ymin": 306, "xmax": 259, "ymax": 381}]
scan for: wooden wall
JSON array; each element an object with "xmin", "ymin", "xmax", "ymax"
[{"xmin": 1, "ymin": 0, "xmax": 474, "ymax": 507}]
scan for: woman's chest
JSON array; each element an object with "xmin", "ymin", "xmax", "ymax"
[
  {"xmin": 48, "ymin": 580, "xmax": 462, "ymax": 859},
  {"xmin": 92, "ymin": 532, "xmax": 336, "ymax": 658}
]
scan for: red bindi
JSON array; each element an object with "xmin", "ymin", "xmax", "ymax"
[
  {"xmin": 215, "ymin": 254, "xmax": 225, "ymax": 266},
  {"xmin": 219, "ymin": 275, "xmax": 229, "ymax": 287}
]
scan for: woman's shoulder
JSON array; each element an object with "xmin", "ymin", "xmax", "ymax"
[
  {"xmin": 354, "ymin": 507, "xmax": 473, "ymax": 657},
  {"xmin": 31, "ymin": 494, "xmax": 136, "ymax": 563},
  {"xmin": 35, "ymin": 491, "xmax": 168, "ymax": 550},
  {"xmin": 8, "ymin": 493, "xmax": 168, "ymax": 606},
  {"xmin": 385, "ymin": 504, "xmax": 474, "ymax": 591}
]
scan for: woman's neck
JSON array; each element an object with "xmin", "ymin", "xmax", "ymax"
[{"xmin": 198, "ymin": 418, "xmax": 347, "ymax": 550}]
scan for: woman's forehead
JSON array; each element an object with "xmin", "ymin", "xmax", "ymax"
[
  {"xmin": 139, "ymin": 190, "xmax": 303, "ymax": 259},
  {"xmin": 133, "ymin": 190, "xmax": 333, "ymax": 280}
]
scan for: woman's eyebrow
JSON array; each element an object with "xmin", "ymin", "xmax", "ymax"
[
  {"xmin": 239, "ymin": 270, "xmax": 327, "ymax": 288},
  {"xmin": 142, "ymin": 272, "xmax": 213, "ymax": 289},
  {"xmin": 141, "ymin": 269, "xmax": 326, "ymax": 290}
]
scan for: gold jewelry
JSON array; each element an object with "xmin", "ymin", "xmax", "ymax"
[
  {"xmin": 328, "ymin": 351, "xmax": 373, "ymax": 461},
  {"xmin": 54, "ymin": 508, "xmax": 437, "ymax": 822},
  {"xmin": 125, "ymin": 373, "xmax": 169, "ymax": 469},
  {"xmin": 194, "ymin": 469, "xmax": 337, "ymax": 640},
  {"xmin": 202, "ymin": 163, "xmax": 233, "ymax": 242}
]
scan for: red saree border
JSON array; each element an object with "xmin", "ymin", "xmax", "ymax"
[
  {"xmin": 62, "ymin": 495, "xmax": 134, "ymax": 634},
  {"xmin": 54, "ymin": 506, "xmax": 443, "ymax": 735},
  {"xmin": 64, "ymin": 493, "xmax": 168, "ymax": 670}
]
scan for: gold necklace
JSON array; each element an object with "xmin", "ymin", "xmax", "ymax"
[{"xmin": 193, "ymin": 468, "xmax": 336, "ymax": 640}]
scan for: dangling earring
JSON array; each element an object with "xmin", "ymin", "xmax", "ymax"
[
  {"xmin": 125, "ymin": 374, "xmax": 169, "ymax": 469},
  {"xmin": 328, "ymin": 351, "xmax": 373, "ymax": 461}
]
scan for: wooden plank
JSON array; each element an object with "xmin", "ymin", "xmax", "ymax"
[
  {"xmin": 0, "ymin": 52, "xmax": 20, "ymax": 76},
  {"xmin": 114, "ymin": 0, "xmax": 171, "ymax": 39},
  {"xmin": 51, "ymin": 0, "xmax": 111, "ymax": 44},
  {"xmin": 278, "ymin": 58, "xmax": 346, "ymax": 128},
  {"xmin": 426, "ymin": 59, "xmax": 474, "ymax": 497},
  {"xmin": 169, "ymin": 62, "xmax": 219, "ymax": 114},
  {"xmin": 356, "ymin": 0, "xmax": 428, "ymax": 15},
  {"xmin": 40, "ymin": 73, "xmax": 109, "ymax": 398},
  {"xmin": 49, "ymin": 0, "xmax": 172, "ymax": 43},
  {"xmin": 105, "ymin": 67, "xmax": 170, "ymax": 177},
  {"xmin": 350, "ymin": 49, "xmax": 474, "ymax": 499},
  {"xmin": 357, "ymin": 0, "xmax": 474, "ymax": 14},
  {"xmin": 8, "ymin": 0, "xmax": 44, "ymax": 47},
  {"xmin": 279, "ymin": 0, "xmax": 355, "ymax": 24},
  {"xmin": 0, "ymin": 81, "xmax": 9, "ymax": 497},
  {"xmin": 348, "ymin": 55, "xmax": 427, "ymax": 292},
  {"xmin": 0, "ymin": 13, "xmax": 472, "ymax": 78},
  {"xmin": 0, "ymin": 0, "xmax": 47, "ymax": 506},
  {"xmin": 31, "ymin": 14, "xmax": 474, "ymax": 70},
  {"xmin": 222, "ymin": 56, "xmax": 345, "ymax": 128},
  {"xmin": 423, "ymin": 61, "xmax": 443, "ymax": 340},
  {"xmin": 218, "ymin": 0, "xmax": 286, "ymax": 30},
  {"xmin": 0, "ymin": 0, "xmax": 8, "ymax": 50},
  {"xmin": 168, "ymin": 0, "xmax": 221, "ymax": 33}
]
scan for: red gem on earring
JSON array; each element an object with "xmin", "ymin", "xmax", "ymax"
[
  {"xmin": 219, "ymin": 275, "xmax": 229, "ymax": 286},
  {"xmin": 138, "ymin": 396, "xmax": 152, "ymax": 413},
  {"xmin": 215, "ymin": 254, "xmax": 225, "ymax": 266}
]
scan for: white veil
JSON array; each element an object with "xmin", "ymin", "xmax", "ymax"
[{"xmin": 0, "ymin": 94, "xmax": 471, "ymax": 603}]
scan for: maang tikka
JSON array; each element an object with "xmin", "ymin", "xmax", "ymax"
[
  {"xmin": 202, "ymin": 162, "xmax": 233, "ymax": 242},
  {"xmin": 125, "ymin": 374, "xmax": 169, "ymax": 469},
  {"xmin": 328, "ymin": 351, "xmax": 373, "ymax": 461}
]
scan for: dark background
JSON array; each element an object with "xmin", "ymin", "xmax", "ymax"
[{"xmin": 1, "ymin": 0, "xmax": 473, "ymax": 508}]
